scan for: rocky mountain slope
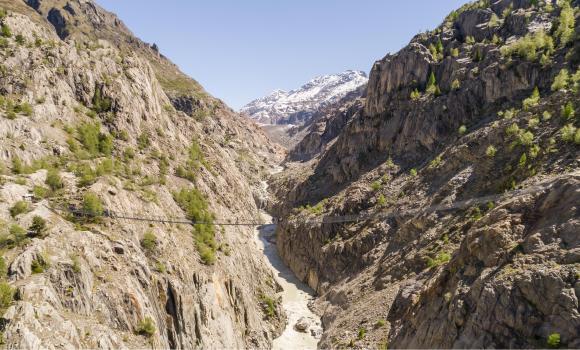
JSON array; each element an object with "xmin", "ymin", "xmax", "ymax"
[
  {"xmin": 241, "ymin": 70, "xmax": 367, "ymax": 125},
  {"xmin": 0, "ymin": 1, "xmax": 287, "ymax": 349},
  {"xmin": 270, "ymin": 0, "xmax": 580, "ymax": 348}
]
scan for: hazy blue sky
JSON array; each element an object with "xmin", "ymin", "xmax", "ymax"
[{"xmin": 96, "ymin": 0, "xmax": 467, "ymax": 109}]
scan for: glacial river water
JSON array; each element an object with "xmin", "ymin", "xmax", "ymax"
[{"xmin": 254, "ymin": 212, "xmax": 322, "ymax": 349}]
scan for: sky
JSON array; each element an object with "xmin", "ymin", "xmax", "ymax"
[{"xmin": 96, "ymin": 0, "xmax": 468, "ymax": 110}]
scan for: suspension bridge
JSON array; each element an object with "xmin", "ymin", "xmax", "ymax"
[{"xmin": 44, "ymin": 179, "xmax": 556, "ymax": 227}]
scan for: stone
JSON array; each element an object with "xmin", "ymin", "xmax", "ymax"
[{"xmin": 294, "ymin": 317, "xmax": 310, "ymax": 332}]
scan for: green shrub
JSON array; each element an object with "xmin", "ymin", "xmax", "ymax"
[
  {"xmin": 135, "ymin": 317, "xmax": 156, "ymax": 337},
  {"xmin": 74, "ymin": 163, "xmax": 97, "ymax": 187},
  {"xmin": 158, "ymin": 156, "xmax": 169, "ymax": 175},
  {"xmin": 522, "ymin": 87, "xmax": 540, "ymax": 110},
  {"xmin": 371, "ymin": 181, "xmax": 381, "ymax": 191},
  {"xmin": 45, "ymin": 169, "xmax": 64, "ymax": 190},
  {"xmin": 86, "ymin": 110, "xmax": 97, "ymax": 119},
  {"xmin": 375, "ymin": 319, "xmax": 386, "ymax": 328},
  {"xmin": 1, "ymin": 24, "xmax": 11, "ymax": 38},
  {"xmin": 71, "ymin": 255, "xmax": 81, "ymax": 273},
  {"xmin": 117, "ymin": 129, "xmax": 129, "ymax": 141},
  {"xmin": 528, "ymin": 117, "xmax": 540, "ymax": 128},
  {"xmin": 428, "ymin": 39, "xmax": 444, "ymax": 61},
  {"xmin": 0, "ymin": 8, "xmax": 6, "ymax": 20},
  {"xmin": 409, "ymin": 168, "xmax": 417, "ymax": 177},
  {"xmin": 451, "ymin": 79, "xmax": 460, "ymax": 90},
  {"xmin": 0, "ymin": 282, "xmax": 13, "ymax": 310},
  {"xmin": 17, "ymin": 102, "xmax": 33, "ymax": 116},
  {"xmin": 465, "ymin": 35, "xmax": 475, "ymax": 45},
  {"xmin": 561, "ymin": 102, "xmax": 574, "ymax": 119},
  {"xmin": 14, "ymin": 34, "xmax": 25, "ymax": 45},
  {"xmin": 518, "ymin": 131, "xmax": 534, "ymax": 146},
  {"xmin": 501, "ymin": 108, "xmax": 517, "ymax": 119},
  {"xmin": 572, "ymin": 69, "xmax": 580, "ymax": 92},
  {"xmin": 518, "ymin": 153, "xmax": 527, "ymax": 168},
  {"xmin": 155, "ymin": 262, "xmax": 166, "ymax": 273},
  {"xmin": 539, "ymin": 53, "xmax": 551, "ymax": 66},
  {"xmin": 98, "ymin": 133, "xmax": 113, "ymax": 155},
  {"xmin": 140, "ymin": 230, "xmax": 157, "ymax": 252},
  {"xmin": 505, "ymin": 123, "xmax": 520, "ymax": 136},
  {"xmin": 0, "ymin": 256, "xmax": 6, "ymax": 277},
  {"xmin": 410, "ymin": 88, "xmax": 420, "ymax": 100},
  {"xmin": 123, "ymin": 147, "xmax": 135, "ymax": 160},
  {"xmin": 187, "ymin": 139, "xmax": 204, "ymax": 169},
  {"xmin": 0, "ymin": 224, "xmax": 27, "ymax": 249},
  {"xmin": 259, "ymin": 294, "xmax": 277, "ymax": 319},
  {"xmin": 486, "ymin": 145, "xmax": 497, "ymax": 157},
  {"xmin": 425, "ymin": 72, "xmax": 438, "ymax": 94},
  {"xmin": 33, "ymin": 186, "xmax": 49, "ymax": 199},
  {"xmin": 82, "ymin": 192, "xmax": 103, "ymax": 218},
  {"xmin": 301, "ymin": 199, "xmax": 328, "ymax": 215},
  {"xmin": 377, "ymin": 194, "xmax": 387, "ymax": 207},
  {"xmin": 137, "ymin": 132, "xmax": 150, "ymax": 150},
  {"xmin": 29, "ymin": 216, "xmax": 47, "ymax": 237},
  {"xmin": 547, "ymin": 333, "xmax": 560, "ymax": 348},
  {"xmin": 77, "ymin": 122, "xmax": 100, "ymax": 155},
  {"xmin": 92, "ymin": 88, "xmax": 112, "ymax": 113},
  {"xmin": 31, "ymin": 256, "xmax": 49, "ymax": 274},
  {"xmin": 429, "ymin": 155, "xmax": 442, "ymax": 168},
  {"xmin": 426, "ymin": 251, "xmax": 451, "ymax": 268},
  {"xmin": 173, "ymin": 188, "xmax": 216, "ymax": 265},
  {"xmin": 551, "ymin": 69, "xmax": 569, "ymax": 91},
  {"xmin": 357, "ymin": 327, "xmax": 367, "ymax": 340},
  {"xmin": 500, "ymin": 30, "xmax": 554, "ymax": 61},
  {"xmin": 9, "ymin": 224, "xmax": 26, "ymax": 239},
  {"xmin": 196, "ymin": 241, "xmax": 216, "ymax": 265},
  {"xmin": 553, "ymin": 1, "xmax": 575, "ymax": 47},
  {"xmin": 488, "ymin": 13, "xmax": 500, "ymax": 28},
  {"xmin": 560, "ymin": 124, "xmax": 577, "ymax": 142},
  {"xmin": 11, "ymin": 157, "xmax": 23, "ymax": 174},
  {"xmin": 529, "ymin": 144, "xmax": 541, "ymax": 158},
  {"xmin": 542, "ymin": 111, "xmax": 552, "ymax": 121},
  {"xmin": 9, "ymin": 201, "xmax": 29, "ymax": 218},
  {"xmin": 458, "ymin": 125, "xmax": 467, "ymax": 135},
  {"xmin": 450, "ymin": 47, "xmax": 459, "ymax": 57},
  {"xmin": 95, "ymin": 158, "xmax": 115, "ymax": 176}
]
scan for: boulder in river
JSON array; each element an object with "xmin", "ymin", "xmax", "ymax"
[{"xmin": 294, "ymin": 317, "xmax": 310, "ymax": 332}]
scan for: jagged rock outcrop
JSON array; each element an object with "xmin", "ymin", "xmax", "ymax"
[
  {"xmin": 288, "ymin": 88, "xmax": 365, "ymax": 162},
  {"xmin": 271, "ymin": 0, "xmax": 580, "ymax": 348},
  {"xmin": 0, "ymin": 1, "xmax": 285, "ymax": 349}
]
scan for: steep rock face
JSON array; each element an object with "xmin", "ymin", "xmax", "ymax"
[
  {"xmin": 271, "ymin": 0, "xmax": 580, "ymax": 348},
  {"xmin": 0, "ymin": 2, "xmax": 285, "ymax": 349},
  {"xmin": 287, "ymin": 93, "xmax": 364, "ymax": 162},
  {"xmin": 241, "ymin": 70, "xmax": 367, "ymax": 125}
]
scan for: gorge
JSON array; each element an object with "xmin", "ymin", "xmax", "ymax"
[{"xmin": 0, "ymin": 0, "xmax": 579, "ymax": 349}]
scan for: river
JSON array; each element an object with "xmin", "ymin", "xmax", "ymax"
[{"xmin": 254, "ymin": 212, "xmax": 322, "ymax": 350}]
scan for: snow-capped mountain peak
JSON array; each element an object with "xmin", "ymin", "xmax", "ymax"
[{"xmin": 241, "ymin": 70, "xmax": 367, "ymax": 125}]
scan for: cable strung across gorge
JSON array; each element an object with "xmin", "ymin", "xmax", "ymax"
[{"xmin": 45, "ymin": 179, "xmax": 557, "ymax": 227}]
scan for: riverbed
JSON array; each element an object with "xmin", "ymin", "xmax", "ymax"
[{"xmin": 254, "ymin": 212, "xmax": 322, "ymax": 349}]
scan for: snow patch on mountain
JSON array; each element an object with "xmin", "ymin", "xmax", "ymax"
[{"xmin": 241, "ymin": 70, "xmax": 367, "ymax": 125}]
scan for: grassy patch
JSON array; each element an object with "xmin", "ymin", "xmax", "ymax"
[
  {"xmin": 135, "ymin": 317, "xmax": 156, "ymax": 337},
  {"xmin": 426, "ymin": 251, "xmax": 451, "ymax": 268}
]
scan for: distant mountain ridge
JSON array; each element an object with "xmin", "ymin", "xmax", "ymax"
[{"xmin": 241, "ymin": 70, "xmax": 368, "ymax": 125}]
